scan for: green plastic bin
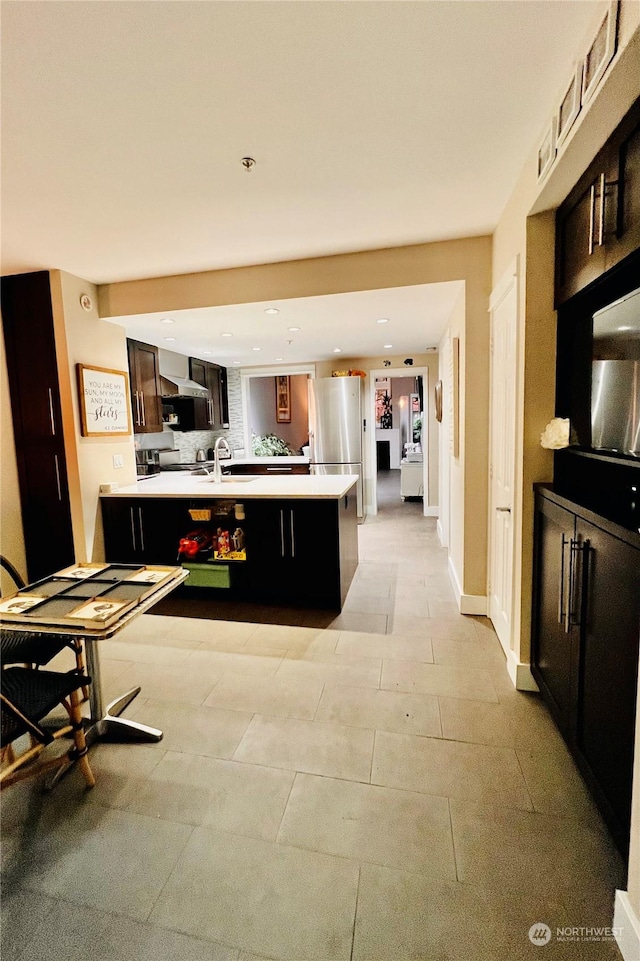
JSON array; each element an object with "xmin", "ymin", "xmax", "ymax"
[{"xmin": 183, "ymin": 562, "xmax": 231, "ymax": 589}]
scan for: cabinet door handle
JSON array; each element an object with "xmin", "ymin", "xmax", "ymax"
[
  {"xmin": 130, "ymin": 507, "xmax": 137, "ymax": 550},
  {"xmin": 279, "ymin": 509, "xmax": 286, "ymax": 557},
  {"xmin": 48, "ymin": 388, "xmax": 56, "ymax": 435},
  {"xmin": 290, "ymin": 511, "xmax": 295, "ymax": 557},
  {"xmin": 267, "ymin": 466, "xmax": 292, "ymax": 472},
  {"xmin": 588, "ymin": 183, "xmax": 596, "ymax": 255},
  {"xmin": 567, "ymin": 539, "xmax": 588, "ymax": 631},
  {"xmin": 54, "ymin": 454, "xmax": 62, "ymax": 501},
  {"xmin": 138, "ymin": 508, "xmax": 145, "ymax": 551},
  {"xmin": 134, "ymin": 390, "xmax": 141, "ymax": 426},
  {"xmin": 563, "ymin": 537, "xmax": 574, "ymax": 634},
  {"xmin": 140, "ymin": 393, "xmax": 146, "ymax": 427},
  {"xmin": 598, "ymin": 172, "xmax": 606, "ymax": 247},
  {"xmin": 558, "ymin": 533, "xmax": 568, "ymax": 626}
]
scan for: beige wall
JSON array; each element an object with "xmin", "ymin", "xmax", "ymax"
[
  {"xmin": 55, "ymin": 271, "xmax": 136, "ymax": 562},
  {"xmin": 0, "ymin": 323, "xmax": 27, "ymax": 593}
]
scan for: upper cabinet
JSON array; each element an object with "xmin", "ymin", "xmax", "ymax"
[
  {"xmin": 189, "ymin": 357, "xmax": 229, "ymax": 429},
  {"xmin": 126, "ymin": 338, "xmax": 163, "ymax": 433},
  {"xmin": 555, "ymin": 96, "xmax": 640, "ymax": 307}
]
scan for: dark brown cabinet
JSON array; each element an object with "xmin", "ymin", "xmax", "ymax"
[
  {"xmin": 224, "ymin": 462, "xmax": 310, "ymax": 476},
  {"xmin": 127, "ymin": 339, "xmax": 163, "ymax": 433},
  {"xmin": 1, "ymin": 271, "xmax": 75, "ymax": 580},
  {"xmin": 101, "ymin": 498, "xmax": 185, "ymax": 564},
  {"xmin": 245, "ymin": 494, "xmax": 356, "ymax": 608},
  {"xmin": 532, "ymin": 486, "xmax": 640, "ymax": 859},
  {"xmin": 189, "ymin": 357, "xmax": 229, "ymax": 429},
  {"xmin": 556, "ymin": 96, "xmax": 640, "ymax": 306}
]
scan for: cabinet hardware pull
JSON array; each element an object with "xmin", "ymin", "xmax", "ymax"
[
  {"xmin": 496, "ymin": 506, "xmax": 511, "ymax": 512},
  {"xmin": 588, "ymin": 183, "xmax": 596, "ymax": 255},
  {"xmin": 279, "ymin": 509, "xmax": 285, "ymax": 557},
  {"xmin": 558, "ymin": 533, "xmax": 568, "ymax": 626},
  {"xmin": 290, "ymin": 511, "xmax": 295, "ymax": 557},
  {"xmin": 138, "ymin": 508, "xmax": 145, "ymax": 550},
  {"xmin": 130, "ymin": 507, "xmax": 137, "ymax": 550},
  {"xmin": 598, "ymin": 172, "xmax": 606, "ymax": 247},
  {"xmin": 140, "ymin": 394, "xmax": 146, "ymax": 427},
  {"xmin": 267, "ymin": 467, "xmax": 292, "ymax": 471},
  {"xmin": 567, "ymin": 539, "xmax": 588, "ymax": 631},
  {"xmin": 563, "ymin": 537, "xmax": 574, "ymax": 634},
  {"xmin": 48, "ymin": 388, "xmax": 56, "ymax": 435},
  {"xmin": 134, "ymin": 391, "xmax": 141, "ymax": 426},
  {"xmin": 54, "ymin": 454, "xmax": 62, "ymax": 501}
]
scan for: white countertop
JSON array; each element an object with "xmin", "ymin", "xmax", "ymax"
[{"xmin": 101, "ymin": 472, "xmax": 358, "ymax": 500}]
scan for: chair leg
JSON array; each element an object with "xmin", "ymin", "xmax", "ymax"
[
  {"xmin": 71, "ymin": 638, "xmax": 90, "ymax": 701},
  {"xmin": 67, "ymin": 688, "xmax": 95, "ymax": 788}
]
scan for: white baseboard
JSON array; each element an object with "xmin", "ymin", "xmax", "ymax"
[
  {"xmin": 447, "ymin": 558, "xmax": 488, "ymax": 615},
  {"xmin": 614, "ymin": 890, "xmax": 640, "ymax": 961},
  {"xmin": 437, "ymin": 519, "xmax": 446, "ymax": 546},
  {"xmin": 505, "ymin": 651, "xmax": 539, "ymax": 691},
  {"xmin": 423, "ymin": 505, "xmax": 439, "ymax": 517},
  {"xmin": 459, "ymin": 594, "xmax": 488, "ymax": 615}
]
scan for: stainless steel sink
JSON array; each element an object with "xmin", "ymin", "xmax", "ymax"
[{"xmin": 198, "ymin": 474, "xmax": 256, "ymax": 483}]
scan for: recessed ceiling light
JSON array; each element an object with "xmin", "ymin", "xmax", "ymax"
[
  {"xmin": 164, "ymin": 336, "xmax": 176, "ymax": 342},
  {"xmin": 252, "ymin": 346, "xmax": 262, "ymax": 351},
  {"xmin": 377, "ymin": 318, "xmax": 389, "ymax": 324},
  {"xmin": 333, "ymin": 348, "xmax": 342, "ymax": 353},
  {"xmin": 264, "ymin": 307, "xmax": 279, "ymax": 315},
  {"xmin": 202, "ymin": 351, "xmax": 212, "ymax": 355},
  {"xmin": 287, "ymin": 326, "xmax": 300, "ymax": 332},
  {"xmin": 274, "ymin": 357, "xmax": 284, "ymax": 362},
  {"xmin": 232, "ymin": 360, "xmax": 241, "ymax": 365},
  {"xmin": 221, "ymin": 332, "xmax": 233, "ymax": 337},
  {"xmin": 383, "ymin": 344, "xmax": 393, "ymax": 349},
  {"xmin": 160, "ymin": 318, "xmax": 175, "ymax": 325},
  {"xmin": 618, "ymin": 326, "xmax": 632, "ymax": 331}
]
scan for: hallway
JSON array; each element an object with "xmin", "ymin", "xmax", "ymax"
[{"xmin": 1, "ymin": 468, "xmax": 625, "ymax": 959}]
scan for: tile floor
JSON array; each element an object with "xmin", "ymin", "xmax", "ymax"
[{"xmin": 0, "ymin": 472, "xmax": 626, "ymax": 959}]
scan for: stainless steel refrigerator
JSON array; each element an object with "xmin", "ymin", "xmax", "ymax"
[{"xmin": 308, "ymin": 376, "xmax": 365, "ymax": 520}]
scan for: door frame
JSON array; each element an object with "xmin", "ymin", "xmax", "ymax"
[
  {"xmin": 487, "ymin": 259, "xmax": 519, "ymax": 659},
  {"xmin": 367, "ymin": 366, "xmax": 429, "ymax": 516}
]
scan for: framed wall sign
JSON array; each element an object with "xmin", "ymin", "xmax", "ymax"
[
  {"xmin": 275, "ymin": 374, "xmax": 291, "ymax": 423},
  {"xmin": 77, "ymin": 364, "xmax": 131, "ymax": 436},
  {"xmin": 556, "ymin": 63, "xmax": 583, "ymax": 148},
  {"xmin": 582, "ymin": 1, "xmax": 618, "ymax": 105},
  {"xmin": 537, "ymin": 117, "xmax": 557, "ymax": 182}
]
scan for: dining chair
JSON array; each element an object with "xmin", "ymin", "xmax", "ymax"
[
  {"xmin": 0, "ymin": 555, "xmax": 89, "ymax": 700},
  {"xmin": 1, "ymin": 665, "xmax": 95, "ymax": 790}
]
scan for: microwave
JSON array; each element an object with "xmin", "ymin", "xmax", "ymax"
[{"xmin": 591, "ymin": 287, "xmax": 640, "ymax": 457}]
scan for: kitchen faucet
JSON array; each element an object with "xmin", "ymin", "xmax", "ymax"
[{"xmin": 212, "ymin": 436, "xmax": 231, "ymax": 483}]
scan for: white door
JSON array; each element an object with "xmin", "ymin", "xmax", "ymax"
[{"xmin": 488, "ymin": 263, "xmax": 518, "ymax": 655}]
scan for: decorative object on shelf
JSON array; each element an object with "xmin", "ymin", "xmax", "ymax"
[
  {"xmin": 275, "ymin": 374, "xmax": 291, "ymax": 423},
  {"xmin": 556, "ymin": 62, "xmax": 583, "ymax": 148},
  {"xmin": 537, "ymin": 117, "xmax": 557, "ymax": 182},
  {"xmin": 582, "ymin": 0, "xmax": 618, "ymax": 105},
  {"xmin": 76, "ymin": 363, "xmax": 131, "ymax": 437},
  {"xmin": 540, "ymin": 417, "xmax": 570, "ymax": 449},
  {"xmin": 435, "ymin": 380, "xmax": 443, "ymax": 423},
  {"xmin": 79, "ymin": 293, "xmax": 93, "ymax": 312}
]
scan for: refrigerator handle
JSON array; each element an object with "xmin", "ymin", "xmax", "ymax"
[{"xmin": 308, "ymin": 429, "xmax": 315, "ymax": 463}]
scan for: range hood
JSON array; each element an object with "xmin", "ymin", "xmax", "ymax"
[{"xmin": 160, "ymin": 374, "xmax": 209, "ymax": 398}]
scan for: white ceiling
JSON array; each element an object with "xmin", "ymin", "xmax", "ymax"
[{"xmin": 1, "ymin": 0, "xmax": 604, "ymax": 364}]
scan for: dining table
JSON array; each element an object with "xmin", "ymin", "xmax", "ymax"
[{"xmin": 0, "ymin": 562, "xmax": 189, "ymax": 769}]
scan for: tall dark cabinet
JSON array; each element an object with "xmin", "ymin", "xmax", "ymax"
[
  {"xmin": 1, "ymin": 271, "xmax": 75, "ymax": 580},
  {"xmin": 189, "ymin": 357, "xmax": 229, "ymax": 428}
]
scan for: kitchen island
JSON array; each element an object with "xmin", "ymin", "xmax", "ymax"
[{"xmin": 100, "ymin": 473, "xmax": 359, "ymax": 610}]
